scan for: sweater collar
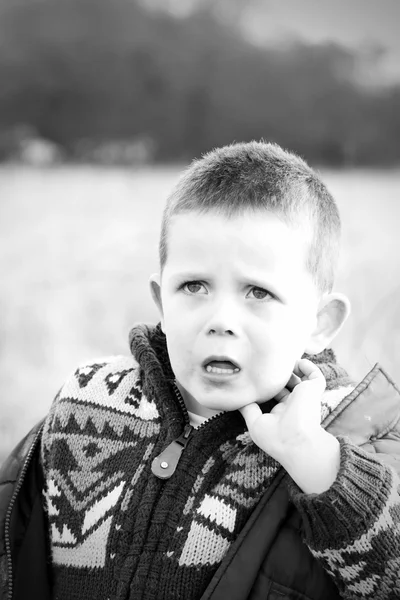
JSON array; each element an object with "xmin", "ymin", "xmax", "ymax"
[
  {"xmin": 129, "ymin": 322, "xmax": 246, "ymax": 441},
  {"xmin": 128, "ymin": 322, "xmax": 175, "ymax": 385}
]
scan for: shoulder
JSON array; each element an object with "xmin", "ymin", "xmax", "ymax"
[
  {"xmin": 325, "ymin": 363, "xmax": 400, "ymax": 431},
  {"xmin": 43, "ymin": 354, "xmax": 160, "ymax": 433},
  {"xmin": 56, "ymin": 355, "xmax": 142, "ymax": 409},
  {"xmin": 41, "ymin": 355, "xmax": 161, "ymax": 470},
  {"xmin": 0, "ymin": 419, "xmax": 43, "ymax": 488}
]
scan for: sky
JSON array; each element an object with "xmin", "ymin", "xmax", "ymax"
[
  {"xmin": 149, "ymin": 0, "xmax": 400, "ymax": 83},
  {"xmin": 241, "ymin": 0, "xmax": 400, "ymax": 83}
]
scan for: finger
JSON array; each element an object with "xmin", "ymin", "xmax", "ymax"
[
  {"xmin": 274, "ymin": 387, "xmax": 290, "ymax": 402},
  {"xmin": 285, "ymin": 372, "xmax": 302, "ymax": 391},
  {"xmin": 294, "ymin": 358, "xmax": 325, "ymax": 382},
  {"xmin": 239, "ymin": 402, "xmax": 263, "ymax": 429},
  {"xmin": 270, "ymin": 401, "xmax": 287, "ymax": 415},
  {"xmin": 294, "ymin": 359, "xmax": 326, "ymax": 396}
]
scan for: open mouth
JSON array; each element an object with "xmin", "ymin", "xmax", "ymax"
[{"xmin": 202, "ymin": 358, "xmax": 241, "ymax": 375}]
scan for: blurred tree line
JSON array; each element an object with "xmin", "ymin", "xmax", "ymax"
[{"xmin": 0, "ymin": 0, "xmax": 398, "ymax": 165}]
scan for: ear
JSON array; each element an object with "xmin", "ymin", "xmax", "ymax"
[
  {"xmin": 149, "ymin": 273, "xmax": 165, "ymax": 332},
  {"xmin": 304, "ymin": 292, "xmax": 351, "ymax": 354}
]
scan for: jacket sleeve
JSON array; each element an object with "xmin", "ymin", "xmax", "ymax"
[{"xmin": 288, "ymin": 436, "xmax": 400, "ymax": 600}]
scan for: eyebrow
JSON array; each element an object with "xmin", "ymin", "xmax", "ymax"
[{"xmin": 169, "ymin": 272, "xmax": 207, "ymax": 282}]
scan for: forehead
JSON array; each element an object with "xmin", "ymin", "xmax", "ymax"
[{"xmin": 164, "ymin": 210, "xmax": 314, "ymax": 285}]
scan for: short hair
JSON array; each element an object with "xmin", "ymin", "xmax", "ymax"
[{"xmin": 159, "ymin": 141, "xmax": 341, "ymax": 293}]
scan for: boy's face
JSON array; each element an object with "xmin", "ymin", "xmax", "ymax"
[{"xmin": 151, "ymin": 210, "xmax": 321, "ymax": 417}]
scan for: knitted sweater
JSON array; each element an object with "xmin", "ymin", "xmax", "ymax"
[{"xmin": 40, "ymin": 323, "xmax": 400, "ymax": 600}]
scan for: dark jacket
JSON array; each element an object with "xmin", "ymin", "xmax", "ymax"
[{"xmin": 1, "ymin": 363, "xmax": 400, "ymax": 600}]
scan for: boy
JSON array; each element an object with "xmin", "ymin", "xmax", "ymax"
[{"xmin": 1, "ymin": 141, "xmax": 400, "ymax": 600}]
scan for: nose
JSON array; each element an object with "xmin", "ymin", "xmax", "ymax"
[{"xmin": 205, "ymin": 298, "xmax": 239, "ymax": 337}]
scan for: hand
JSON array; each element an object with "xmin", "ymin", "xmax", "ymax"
[{"xmin": 240, "ymin": 358, "xmax": 340, "ymax": 494}]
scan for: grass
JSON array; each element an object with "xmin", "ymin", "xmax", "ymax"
[{"xmin": 1, "ymin": 165, "xmax": 400, "ymax": 463}]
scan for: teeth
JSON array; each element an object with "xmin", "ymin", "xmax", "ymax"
[{"xmin": 205, "ymin": 365, "xmax": 240, "ymax": 374}]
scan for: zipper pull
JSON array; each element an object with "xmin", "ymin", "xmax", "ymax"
[{"xmin": 151, "ymin": 425, "xmax": 193, "ymax": 479}]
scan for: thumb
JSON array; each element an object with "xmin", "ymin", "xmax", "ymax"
[{"xmin": 239, "ymin": 402, "xmax": 263, "ymax": 430}]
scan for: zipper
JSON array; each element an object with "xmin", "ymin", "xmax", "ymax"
[
  {"xmin": 171, "ymin": 381, "xmax": 190, "ymax": 426},
  {"xmin": 151, "ymin": 381, "xmax": 223, "ymax": 480},
  {"xmin": 4, "ymin": 422, "xmax": 44, "ymax": 600},
  {"xmin": 171, "ymin": 380, "xmax": 224, "ymax": 433},
  {"xmin": 152, "ymin": 382, "xmax": 193, "ymax": 479}
]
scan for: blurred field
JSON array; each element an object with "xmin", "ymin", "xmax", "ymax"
[{"xmin": 1, "ymin": 165, "xmax": 400, "ymax": 463}]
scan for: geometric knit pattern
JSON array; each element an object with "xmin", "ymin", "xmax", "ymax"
[
  {"xmin": 43, "ymin": 358, "xmax": 160, "ymax": 563},
  {"xmin": 41, "ymin": 323, "xmax": 400, "ymax": 600},
  {"xmin": 42, "ymin": 355, "xmax": 279, "ymax": 600},
  {"xmin": 41, "ymin": 356, "xmax": 161, "ymax": 598}
]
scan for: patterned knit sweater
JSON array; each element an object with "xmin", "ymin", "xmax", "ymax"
[{"xmin": 40, "ymin": 323, "xmax": 400, "ymax": 600}]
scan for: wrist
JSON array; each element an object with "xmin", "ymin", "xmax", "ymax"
[
  {"xmin": 288, "ymin": 437, "xmax": 394, "ymax": 549},
  {"xmin": 282, "ymin": 428, "xmax": 340, "ymax": 494}
]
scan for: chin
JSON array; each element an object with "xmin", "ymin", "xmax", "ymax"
[{"xmin": 200, "ymin": 395, "xmax": 252, "ymax": 413}]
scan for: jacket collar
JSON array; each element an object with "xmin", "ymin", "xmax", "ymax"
[{"xmin": 325, "ymin": 363, "xmax": 400, "ymax": 444}]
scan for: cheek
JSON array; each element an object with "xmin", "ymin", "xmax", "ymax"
[
  {"xmin": 282, "ymin": 304, "xmax": 316, "ymax": 340},
  {"xmin": 257, "ymin": 312, "xmax": 312, "ymax": 367},
  {"xmin": 164, "ymin": 339, "xmax": 185, "ymax": 381},
  {"xmin": 164, "ymin": 295, "xmax": 195, "ymax": 326},
  {"xmin": 164, "ymin": 326, "xmax": 194, "ymax": 374}
]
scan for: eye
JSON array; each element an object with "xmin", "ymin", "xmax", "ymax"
[
  {"xmin": 247, "ymin": 286, "xmax": 272, "ymax": 300},
  {"xmin": 181, "ymin": 281, "xmax": 207, "ymax": 295}
]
